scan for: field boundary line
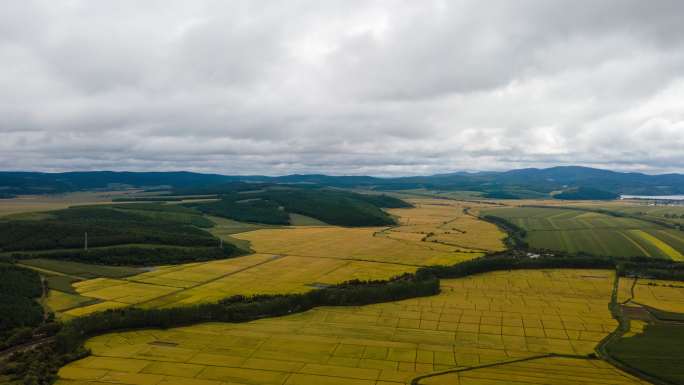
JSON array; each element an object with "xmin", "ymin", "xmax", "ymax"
[
  {"xmin": 134, "ymin": 254, "xmax": 286, "ymax": 307},
  {"xmin": 250, "ymin": 252, "xmax": 426, "ymax": 267},
  {"xmin": 410, "ymin": 354, "xmax": 555, "ymax": 384}
]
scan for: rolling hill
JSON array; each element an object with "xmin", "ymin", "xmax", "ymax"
[{"xmin": 2, "ymin": 166, "xmax": 684, "ymax": 199}]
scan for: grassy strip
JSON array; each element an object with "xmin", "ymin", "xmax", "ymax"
[
  {"xmin": 19, "ymin": 259, "xmax": 141, "ymax": 279},
  {"xmin": 9, "ymin": 245, "xmax": 239, "ymax": 266}
]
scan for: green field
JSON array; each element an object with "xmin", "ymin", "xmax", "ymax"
[
  {"xmin": 482, "ymin": 206, "xmax": 684, "ymax": 259},
  {"xmin": 608, "ymin": 322, "xmax": 684, "ymax": 384},
  {"xmin": 19, "ymin": 258, "xmax": 143, "ymax": 279},
  {"xmin": 604, "ymin": 204, "xmax": 684, "ymax": 226}
]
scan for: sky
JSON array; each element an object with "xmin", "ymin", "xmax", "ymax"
[{"xmin": 1, "ymin": 1, "xmax": 683, "ymax": 176}]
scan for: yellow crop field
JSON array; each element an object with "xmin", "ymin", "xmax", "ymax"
[
  {"xmin": 418, "ymin": 356, "xmax": 648, "ymax": 384},
  {"xmin": 234, "ymin": 227, "xmax": 476, "ymax": 266},
  {"xmin": 56, "ymin": 269, "xmax": 617, "ymax": 385},
  {"xmin": 620, "ymin": 278, "xmax": 684, "ymax": 313},
  {"xmin": 45, "ymin": 291, "xmax": 96, "ymax": 313},
  {"xmin": 61, "ymin": 254, "xmax": 414, "ymax": 315},
  {"xmin": 628, "ymin": 230, "xmax": 684, "ymax": 261},
  {"xmin": 387, "ymin": 199, "xmax": 507, "ymax": 252},
  {"xmin": 141, "ymin": 255, "xmax": 414, "ymax": 309}
]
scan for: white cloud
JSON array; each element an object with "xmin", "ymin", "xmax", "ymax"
[{"xmin": 1, "ymin": 0, "xmax": 683, "ymax": 175}]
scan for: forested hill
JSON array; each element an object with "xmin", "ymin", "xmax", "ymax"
[{"xmin": 2, "ymin": 166, "xmax": 684, "ymax": 198}]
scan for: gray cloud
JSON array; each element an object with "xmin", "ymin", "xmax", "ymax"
[{"xmin": 1, "ymin": 0, "xmax": 684, "ymax": 175}]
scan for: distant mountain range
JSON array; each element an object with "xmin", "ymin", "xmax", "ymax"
[{"xmin": 2, "ymin": 166, "xmax": 684, "ymax": 199}]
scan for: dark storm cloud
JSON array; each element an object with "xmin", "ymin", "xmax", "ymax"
[{"xmin": 1, "ymin": 0, "xmax": 683, "ymax": 175}]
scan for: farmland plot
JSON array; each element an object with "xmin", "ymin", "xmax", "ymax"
[
  {"xmin": 56, "ymin": 269, "xmax": 618, "ymax": 385},
  {"xmin": 417, "ymin": 356, "xmax": 648, "ymax": 384},
  {"xmin": 387, "ymin": 199, "xmax": 507, "ymax": 253},
  {"xmin": 58, "ymin": 254, "xmax": 416, "ymax": 316},
  {"xmin": 483, "ymin": 206, "xmax": 684, "ymax": 258},
  {"xmin": 619, "ymin": 277, "xmax": 684, "ymax": 314}
]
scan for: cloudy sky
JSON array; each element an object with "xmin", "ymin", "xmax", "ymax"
[{"xmin": 1, "ymin": 1, "xmax": 683, "ymax": 175}]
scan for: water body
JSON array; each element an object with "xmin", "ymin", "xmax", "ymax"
[{"xmin": 621, "ymin": 195, "xmax": 684, "ymax": 200}]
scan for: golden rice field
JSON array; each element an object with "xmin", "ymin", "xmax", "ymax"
[
  {"xmin": 59, "ymin": 254, "xmax": 414, "ymax": 317},
  {"xmin": 386, "ymin": 199, "xmax": 506, "ymax": 253},
  {"xmin": 45, "ymin": 290, "xmax": 97, "ymax": 313},
  {"xmin": 618, "ymin": 277, "xmax": 684, "ymax": 313},
  {"xmin": 56, "ymin": 269, "xmax": 617, "ymax": 385},
  {"xmin": 234, "ymin": 227, "xmax": 472, "ymax": 266}
]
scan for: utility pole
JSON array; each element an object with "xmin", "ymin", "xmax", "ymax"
[{"xmin": 84, "ymin": 232, "xmax": 88, "ymax": 251}]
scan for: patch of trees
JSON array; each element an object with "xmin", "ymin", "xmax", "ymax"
[
  {"xmin": 189, "ymin": 195, "xmax": 290, "ymax": 225},
  {"xmin": 187, "ymin": 187, "xmax": 407, "ymax": 227},
  {"xmin": 554, "ymin": 187, "xmax": 619, "ymax": 200},
  {"xmin": 9, "ymin": 245, "xmax": 237, "ymax": 266},
  {"xmin": 265, "ymin": 189, "xmax": 398, "ymax": 226},
  {"xmin": 0, "ymin": 264, "xmax": 43, "ymax": 332},
  {"xmin": 112, "ymin": 203, "xmax": 214, "ymax": 228},
  {"xmin": 617, "ymin": 257, "xmax": 684, "ymax": 281},
  {"xmin": 0, "ymin": 206, "xmax": 218, "ymax": 253},
  {"xmin": 353, "ymin": 194, "xmax": 413, "ymax": 208},
  {"xmin": 418, "ymin": 253, "xmax": 615, "ymax": 280},
  {"xmin": 482, "ymin": 190, "xmax": 521, "ymax": 199},
  {"xmin": 480, "ymin": 215, "xmax": 528, "ymax": 249}
]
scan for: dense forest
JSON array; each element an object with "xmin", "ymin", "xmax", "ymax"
[
  {"xmin": 0, "ymin": 264, "xmax": 43, "ymax": 333},
  {"xmin": 0, "ymin": 204, "xmax": 237, "ymax": 265},
  {"xmin": 554, "ymin": 186, "xmax": 619, "ymax": 200},
  {"xmin": 9, "ymin": 245, "xmax": 236, "ymax": 266},
  {"xmin": 185, "ymin": 185, "xmax": 410, "ymax": 226}
]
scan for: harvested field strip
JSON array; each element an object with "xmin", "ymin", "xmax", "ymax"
[
  {"xmin": 617, "ymin": 232, "xmax": 652, "ymax": 258},
  {"xmin": 651, "ymin": 229, "xmax": 684, "ymax": 252},
  {"xmin": 416, "ymin": 356, "xmax": 648, "ymax": 384},
  {"xmin": 629, "ymin": 230, "xmax": 684, "ymax": 261}
]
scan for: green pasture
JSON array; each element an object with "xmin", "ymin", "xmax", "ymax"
[{"xmin": 483, "ymin": 206, "xmax": 684, "ymax": 259}]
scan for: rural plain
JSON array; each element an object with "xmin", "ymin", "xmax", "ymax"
[{"xmin": 3, "ymin": 182, "xmax": 684, "ymax": 385}]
